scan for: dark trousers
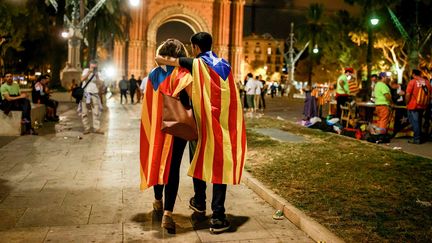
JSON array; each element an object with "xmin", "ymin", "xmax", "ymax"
[
  {"xmin": 188, "ymin": 141, "xmax": 227, "ymax": 220},
  {"xmin": 408, "ymin": 109, "xmax": 424, "ymax": 141},
  {"xmin": 336, "ymin": 95, "xmax": 349, "ymax": 119},
  {"xmin": 153, "ymin": 137, "xmax": 187, "ymax": 212},
  {"xmin": 130, "ymin": 89, "xmax": 136, "ymax": 103},
  {"xmin": 423, "ymin": 104, "xmax": 431, "ymax": 136},
  {"xmin": 1, "ymin": 98, "xmax": 32, "ymax": 130},
  {"xmin": 120, "ymin": 89, "xmax": 127, "ymax": 103},
  {"xmin": 259, "ymin": 93, "xmax": 266, "ymax": 109},
  {"xmin": 193, "ymin": 178, "xmax": 227, "ymax": 220}
]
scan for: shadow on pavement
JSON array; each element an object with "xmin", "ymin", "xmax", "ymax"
[
  {"xmin": 0, "ymin": 178, "xmax": 11, "ymax": 203},
  {"xmin": 0, "ymin": 137, "xmax": 18, "ymax": 149},
  {"xmin": 191, "ymin": 213, "xmax": 250, "ymax": 233},
  {"xmin": 132, "ymin": 211, "xmax": 195, "ymax": 237}
]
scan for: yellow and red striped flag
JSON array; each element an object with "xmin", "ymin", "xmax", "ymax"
[
  {"xmin": 187, "ymin": 52, "xmax": 247, "ymax": 185},
  {"xmin": 140, "ymin": 66, "xmax": 192, "ymax": 190}
]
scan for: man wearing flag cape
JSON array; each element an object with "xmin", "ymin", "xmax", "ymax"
[{"xmin": 156, "ymin": 32, "xmax": 247, "ymax": 234}]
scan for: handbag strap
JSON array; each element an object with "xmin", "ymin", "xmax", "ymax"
[{"xmin": 81, "ymin": 72, "xmax": 96, "ymax": 90}]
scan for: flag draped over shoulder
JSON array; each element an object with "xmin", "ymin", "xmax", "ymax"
[
  {"xmin": 140, "ymin": 66, "xmax": 192, "ymax": 190},
  {"xmin": 187, "ymin": 51, "xmax": 247, "ymax": 185}
]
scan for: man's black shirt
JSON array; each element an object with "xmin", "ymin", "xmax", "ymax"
[{"xmin": 179, "ymin": 57, "xmax": 194, "ymax": 74}]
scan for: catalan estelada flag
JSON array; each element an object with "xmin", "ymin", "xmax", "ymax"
[
  {"xmin": 140, "ymin": 66, "xmax": 192, "ymax": 190},
  {"xmin": 187, "ymin": 51, "xmax": 247, "ymax": 185}
]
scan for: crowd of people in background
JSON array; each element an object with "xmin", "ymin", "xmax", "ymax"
[
  {"xmin": 118, "ymin": 74, "xmax": 143, "ymax": 105},
  {"xmin": 238, "ymin": 73, "xmax": 288, "ymax": 117},
  {"xmin": 302, "ymin": 66, "xmax": 432, "ymax": 145}
]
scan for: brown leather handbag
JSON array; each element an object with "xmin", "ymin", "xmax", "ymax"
[{"xmin": 161, "ymin": 93, "xmax": 198, "ymax": 141}]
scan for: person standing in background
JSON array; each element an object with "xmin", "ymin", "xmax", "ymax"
[
  {"xmin": 119, "ymin": 76, "xmax": 128, "ymax": 104},
  {"xmin": 405, "ymin": 69, "xmax": 432, "ymax": 144},
  {"xmin": 80, "ymin": 60, "xmax": 104, "ymax": 134},
  {"xmin": 136, "ymin": 76, "xmax": 142, "ymax": 103},
  {"xmin": 129, "ymin": 74, "xmax": 138, "ymax": 104}
]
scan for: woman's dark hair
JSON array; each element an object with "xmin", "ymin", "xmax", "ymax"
[
  {"xmin": 157, "ymin": 39, "xmax": 188, "ymax": 58},
  {"xmin": 190, "ymin": 32, "xmax": 212, "ymax": 52}
]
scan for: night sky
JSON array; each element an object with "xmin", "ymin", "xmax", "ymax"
[{"xmin": 156, "ymin": 0, "xmax": 360, "ymax": 44}]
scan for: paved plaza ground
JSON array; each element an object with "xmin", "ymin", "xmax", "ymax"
[{"xmin": 0, "ymin": 95, "xmax": 313, "ymax": 243}]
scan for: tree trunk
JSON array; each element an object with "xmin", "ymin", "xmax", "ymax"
[{"xmin": 50, "ymin": 0, "xmax": 66, "ymax": 89}]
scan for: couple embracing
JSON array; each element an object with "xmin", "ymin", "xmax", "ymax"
[{"xmin": 140, "ymin": 32, "xmax": 247, "ymax": 234}]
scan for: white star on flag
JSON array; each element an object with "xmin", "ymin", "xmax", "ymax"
[{"xmin": 210, "ymin": 52, "xmax": 222, "ymax": 66}]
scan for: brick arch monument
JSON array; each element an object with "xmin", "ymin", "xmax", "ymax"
[{"xmin": 113, "ymin": 0, "xmax": 245, "ymax": 81}]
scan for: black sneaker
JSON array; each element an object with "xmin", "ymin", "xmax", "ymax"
[
  {"xmin": 189, "ymin": 197, "xmax": 205, "ymax": 214},
  {"xmin": 209, "ymin": 218, "xmax": 230, "ymax": 234}
]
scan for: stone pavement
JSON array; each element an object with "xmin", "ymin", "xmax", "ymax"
[{"xmin": 0, "ymin": 95, "xmax": 313, "ymax": 243}]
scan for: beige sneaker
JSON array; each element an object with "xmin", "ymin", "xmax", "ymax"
[
  {"xmin": 153, "ymin": 200, "xmax": 163, "ymax": 212},
  {"xmin": 161, "ymin": 214, "xmax": 176, "ymax": 234}
]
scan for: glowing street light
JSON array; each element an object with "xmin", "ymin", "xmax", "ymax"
[
  {"xmin": 312, "ymin": 44, "xmax": 319, "ymax": 54},
  {"xmin": 61, "ymin": 31, "xmax": 69, "ymax": 38},
  {"xmin": 129, "ymin": 0, "xmax": 140, "ymax": 7},
  {"xmin": 370, "ymin": 17, "xmax": 379, "ymax": 26}
]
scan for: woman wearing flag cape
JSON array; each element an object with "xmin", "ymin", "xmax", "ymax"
[{"xmin": 140, "ymin": 39, "xmax": 193, "ymax": 233}]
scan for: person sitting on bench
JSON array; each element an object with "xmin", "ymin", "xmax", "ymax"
[
  {"xmin": 0, "ymin": 72, "xmax": 37, "ymax": 135},
  {"xmin": 32, "ymin": 74, "xmax": 59, "ymax": 122}
]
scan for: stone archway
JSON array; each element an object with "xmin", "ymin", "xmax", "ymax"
[
  {"xmin": 144, "ymin": 5, "xmax": 211, "ymax": 74},
  {"xmin": 113, "ymin": 0, "xmax": 245, "ymax": 81}
]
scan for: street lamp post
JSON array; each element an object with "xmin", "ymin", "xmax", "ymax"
[
  {"xmin": 366, "ymin": 16, "xmax": 379, "ymax": 96},
  {"xmin": 50, "ymin": 0, "xmax": 139, "ymax": 88}
]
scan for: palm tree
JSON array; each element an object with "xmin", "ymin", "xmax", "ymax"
[
  {"xmin": 305, "ymin": 3, "xmax": 325, "ymax": 85},
  {"xmin": 80, "ymin": 0, "xmax": 128, "ymax": 65}
]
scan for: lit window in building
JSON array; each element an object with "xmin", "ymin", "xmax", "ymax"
[{"xmin": 267, "ymin": 47, "xmax": 272, "ymax": 55}]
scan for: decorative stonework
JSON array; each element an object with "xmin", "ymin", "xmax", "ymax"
[{"xmin": 113, "ymin": 0, "xmax": 244, "ymax": 79}]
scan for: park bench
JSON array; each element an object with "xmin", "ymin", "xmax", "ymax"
[{"xmin": 0, "ymin": 104, "xmax": 45, "ymax": 136}]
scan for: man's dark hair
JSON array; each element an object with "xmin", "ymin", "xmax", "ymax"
[
  {"xmin": 89, "ymin": 59, "xmax": 98, "ymax": 65},
  {"xmin": 412, "ymin": 69, "xmax": 421, "ymax": 76},
  {"xmin": 371, "ymin": 74, "xmax": 378, "ymax": 79},
  {"xmin": 247, "ymin": 73, "xmax": 253, "ymax": 78},
  {"xmin": 157, "ymin": 38, "xmax": 188, "ymax": 58},
  {"xmin": 3, "ymin": 72, "xmax": 12, "ymax": 77},
  {"xmin": 190, "ymin": 32, "xmax": 212, "ymax": 52}
]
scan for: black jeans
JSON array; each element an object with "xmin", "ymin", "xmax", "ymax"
[
  {"xmin": 193, "ymin": 178, "xmax": 227, "ymax": 220},
  {"xmin": 1, "ymin": 98, "xmax": 31, "ymax": 121},
  {"xmin": 153, "ymin": 137, "xmax": 187, "ymax": 212},
  {"xmin": 336, "ymin": 95, "xmax": 349, "ymax": 119},
  {"xmin": 120, "ymin": 89, "xmax": 127, "ymax": 103},
  {"xmin": 188, "ymin": 141, "xmax": 227, "ymax": 220},
  {"xmin": 130, "ymin": 89, "xmax": 136, "ymax": 103},
  {"xmin": 1, "ymin": 98, "xmax": 32, "ymax": 130}
]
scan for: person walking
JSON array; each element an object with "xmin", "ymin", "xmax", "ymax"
[
  {"xmin": 129, "ymin": 74, "xmax": 138, "ymax": 104},
  {"xmin": 254, "ymin": 75, "xmax": 263, "ymax": 113},
  {"xmin": 156, "ymin": 32, "xmax": 247, "ymax": 234},
  {"xmin": 245, "ymin": 73, "xmax": 257, "ymax": 116},
  {"xmin": 405, "ymin": 69, "xmax": 432, "ymax": 144},
  {"xmin": 136, "ymin": 76, "xmax": 142, "ymax": 103},
  {"xmin": 258, "ymin": 75, "xmax": 267, "ymax": 111},
  {"xmin": 140, "ymin": 39, "xmax": 193, "ymax": 233},
  {"xmin": 118, "ymin": 76, "xmax": 128, "ymax": 104},
  {"xmin": 80, "ymin": 60, "xmax": 104, "ymax": 134}
]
